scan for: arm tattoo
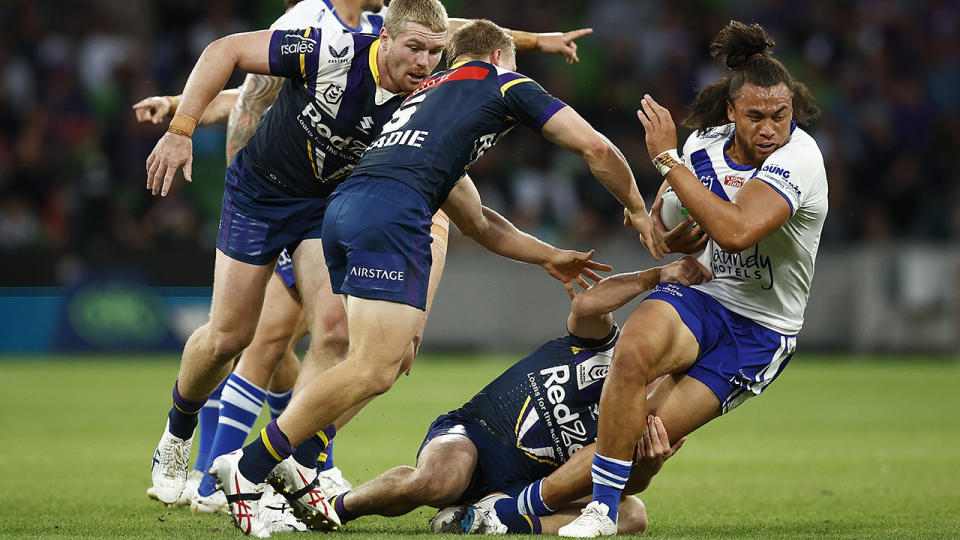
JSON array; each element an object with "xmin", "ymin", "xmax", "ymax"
[{"xmin": 225, "ymin": 73, "xmax": 285, "ymax": 165}]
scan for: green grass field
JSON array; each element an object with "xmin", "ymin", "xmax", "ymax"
[{"xmin": 1, "ymin": 354, "xmax": 959, "ymax": 538}]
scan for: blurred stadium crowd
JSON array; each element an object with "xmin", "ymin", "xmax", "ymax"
[{"xmin": 0, "ymin": 0, "xmax": 957, "ymax": 285}]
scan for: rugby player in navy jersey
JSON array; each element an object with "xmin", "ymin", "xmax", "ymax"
[
  {"xmin": 209, "ymin": 18, "xmax": 666, "ymax": 536},
  {"xmin": 317, "ymin": 257, "xmax": 708, "ymax": 535},
  {"xmin": 140, "ymin": 0, "xmax": 599, "ymax": 523},
  {"xmin": 144, "ymin": 1, "xmax": 454, "ymax": 523}
]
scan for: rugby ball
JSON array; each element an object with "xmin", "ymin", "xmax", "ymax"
[{"xmin": 658, "ymin": 188, "xmax": 693, "ymax": 231}]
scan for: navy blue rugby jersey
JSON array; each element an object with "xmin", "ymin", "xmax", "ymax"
[
  {"xmin": 240, "ymin": 27, "xmax": 405, "ymax": 197},
  {"xmin": 348, "ymin": 60, "xmax": 567, "ymax": 212},
  {"xmin": 459, "ymin": 325, "xmax": 618, "ymax": 470}
]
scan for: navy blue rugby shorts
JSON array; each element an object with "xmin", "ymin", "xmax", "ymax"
[
  {"xmin": 321, "ymin": 176, "xmax": 432, "ymax": 309},
  {"xmin": 417, "ymin": 411, "xmax": 551, "ymax": 505},
  {"xmin": 217, "ymin": 153, "xmax": 327, "ymax": 266},
  {"xmin": 644, "ymin": 283, "xmax": 797, "ymax": 414}
]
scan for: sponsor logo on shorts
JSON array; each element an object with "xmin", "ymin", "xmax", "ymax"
[
  {"xmin": 346, "ymin": 251, "xmax": 406, "ymax": 292},
  {"xmin": 349, "ymin": 266, "xmax": 404, "ymax": 281},
  {"xmin": 656, "ymin": 283, "xmax": 684, "ymax": 297}
]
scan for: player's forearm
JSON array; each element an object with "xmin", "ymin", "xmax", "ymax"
[
  {"xmin": 447, "ymin": 18, "xmax": 534, "ymax": 50},
  {"xmin": 572, "ymin": 269, "xmax": 661, "ymax": 317},
  {"xmin": 463, "ymin": 206, "xmax": 557, "ymax": 266},
  {"xmin": 584, "ymin": 136, "xmax": 647, "ymax": 214},
  {"xmin": 664, "ymin": 166, "xmax": 749, "ymax": 251},
  {"xmin": 199, "ymin": 88, "xmax": 241, "ymax": 126}
]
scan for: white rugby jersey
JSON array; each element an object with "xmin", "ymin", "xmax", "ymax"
[
  {"xmin": 681, "ymin": 123, "xmax": 828, "ymax": 335},
  {"xmin": 271, "ymin": 0, "xmax": 387, "ymax": 33}
]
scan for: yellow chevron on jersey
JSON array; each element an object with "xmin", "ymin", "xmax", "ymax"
[
  {"xmin": 501, "ymin": 77, "xmax": 533, "ymax": 96},
  {"xmin": 300, "ymin": 27, "xmax": 311, "ymax": 83}
]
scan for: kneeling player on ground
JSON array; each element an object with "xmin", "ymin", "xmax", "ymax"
[{"xmin": 322, "ymin": 257, "xmax": 709, "ymax": 534}]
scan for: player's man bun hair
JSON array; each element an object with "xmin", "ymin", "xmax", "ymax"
[
  {"xmin": 682, "ymin": 20, "xmax": 820, "ymax": 132},
  {"xmin": 710, "ymin": 21, "xmax": 775, "ymax": 70}
]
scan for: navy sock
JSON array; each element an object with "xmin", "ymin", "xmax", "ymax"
[
  {"xmin": 293, "ymin": 424, "xmax": 336, "ymax": 469},
  {"xmin": 238, "ymin": 420, "xmax": 294, "ymax": 483},
  {"xmin": 193, "ymin": 378, "xmax": 225, "ymax": 471},
  {"xmin": 330, "ymin": 491, "xmax": 355, "ymax": 524},
  {"xmin": 591, "ymin": 453, "xmax": 632, "ymax": 523},
  {"xmin": 168, "ymin": 380, "xmax": 205, "ymax": 440},
  {"xmin": 492, "ymin": 497, "xmax": 540, "ymax": 533},
  {"xmin": 319, "ymin": 439, "xmax": 335, "ymax": 471}
]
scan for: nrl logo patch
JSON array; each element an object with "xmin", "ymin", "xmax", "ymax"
[{"xmin": 323, "ymin": 84, "xmax": 344, "ymax": 104}]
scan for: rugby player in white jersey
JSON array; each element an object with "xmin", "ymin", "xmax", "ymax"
[{"xmin": 553, "ymin": 20, "xmax": 827, "ymax": 537}]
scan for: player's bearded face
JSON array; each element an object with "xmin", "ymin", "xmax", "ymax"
[
  {"xmin": 362, "ymin": 0, "xmax": 384, "ymax": 11},
  {"xmin": 727, "ymin": 82, "xmax": 793, "ymax": 167},
  {"xmin": 383, "ymin": 22, "xmax": 446, "ymax": 92}
]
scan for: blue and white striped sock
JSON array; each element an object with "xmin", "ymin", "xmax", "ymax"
[
  {"xmin": 517, "ymin": 479, "xmax": 555, "ymax": 516},
  {"xmin": 266, "ymin": 389, "xmax": 292, "ymax": 420},
  {"xmin": 193, "ymin": 378, "xmax": 225, "ymax": 471},
  {"xmin": 591, "ymin": 453, "xmax": 632, "ymax": 523},
  {"xmin": 197, "ymin": 373, "xmax": 267, "ymax": 497}
]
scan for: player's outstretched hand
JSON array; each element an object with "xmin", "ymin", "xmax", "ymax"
[
  {"xmin": 538, "ymin": 28, "xmax": 593, "ymax": 64},
  {"xmin": 624, "ymin": 207, "xmax": 667, "ymax": 260},
  {"xmin": 660, "ymin": 256, "xmax": 712, "ymax": 287},
  {"xmin": 634, "ymin": 415, "xmax": 686, "ymax": 478},
  {"xmin": 132, "ymin": 96, "xmax": 173, "ymax": 124},
  {"xmin": 543, "ymin": 248, "xmax": 611, "ymax": 299},
  {"xmin": 636, "ymin": 94, "xmax": 678, "ymax": 160},
  {"xmin": 146, "ymin": 132, "xmax": 193, "ymax": 197},
  {"xmin": 650, "ymin": 198, "xmax": 709, "ymax": 254}
]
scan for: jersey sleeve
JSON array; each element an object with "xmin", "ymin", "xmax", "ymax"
[
  {"xmin": 751, "ymin": 137, "xmax": 825, "ymax": 216},
  {"xmin": 497, "ymin": 71, "xmax": 566, "ymax": 131},
  {"xmin": 267, "ymin": 27, "xmax": 324, "ymax": 83}
]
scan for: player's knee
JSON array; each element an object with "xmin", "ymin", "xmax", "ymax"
[
  {"xmin": 209, "ymin": 328, "xmax": 254, "ymax": 362},
  {"xmin": 406, "ymin": 468, "xmax": 457, "ymax": 505},
  {"xmin": 611, "ymin": 338, "xmax": 655, "ymax": 384},
  {"xmin": 311, "ymin": 317, "xmax": 349, "ymax": 359},
  {"xmin": 354, "ymin": 366, "xmax": 398, "ymax": 397},
  {"xmin": 616, "ymin": 496, "xmax": 648, "ymax": 535}
]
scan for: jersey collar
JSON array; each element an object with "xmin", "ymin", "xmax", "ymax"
[{"xmin": 369, "ymin": 39, "xmax": 398, "ymax": 105}]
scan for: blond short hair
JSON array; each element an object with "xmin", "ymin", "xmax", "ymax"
[
  {"xmin": 446, "ymin": 19, "xmax": 515, "ymax": 67},
  {"xmin": 383, "ymin": 0, "xmax": 448, "ymax": 37}
]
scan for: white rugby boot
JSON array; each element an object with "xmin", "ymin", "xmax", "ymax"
[
  {"xmin": 150, "ymin": 420, "xmax": 194, "ymax": 504},
  {"xmin": 430, "ymin": 493, "xmax": 508, "ymax": 534},
  {"xmin": 558, "ymin": 501, "xmax": 617, "ymax": 538},
  {"xmin": 316, "ymin": 466, "xmax": 352, "ymax": 497},
  {"xmin": 210, "ymin": 451, "xmax": 270, "ymax": 538},
  {"xmin": 191, "ymin": 488, "xmax": 230, "ymax": 515},
  {"xmin": 267, "ymin": 457, "xmax": 340, "ymax": 531},
  {"xmin": 258, "ymin": 484, "xmax": 308, "ymax": 533}
]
